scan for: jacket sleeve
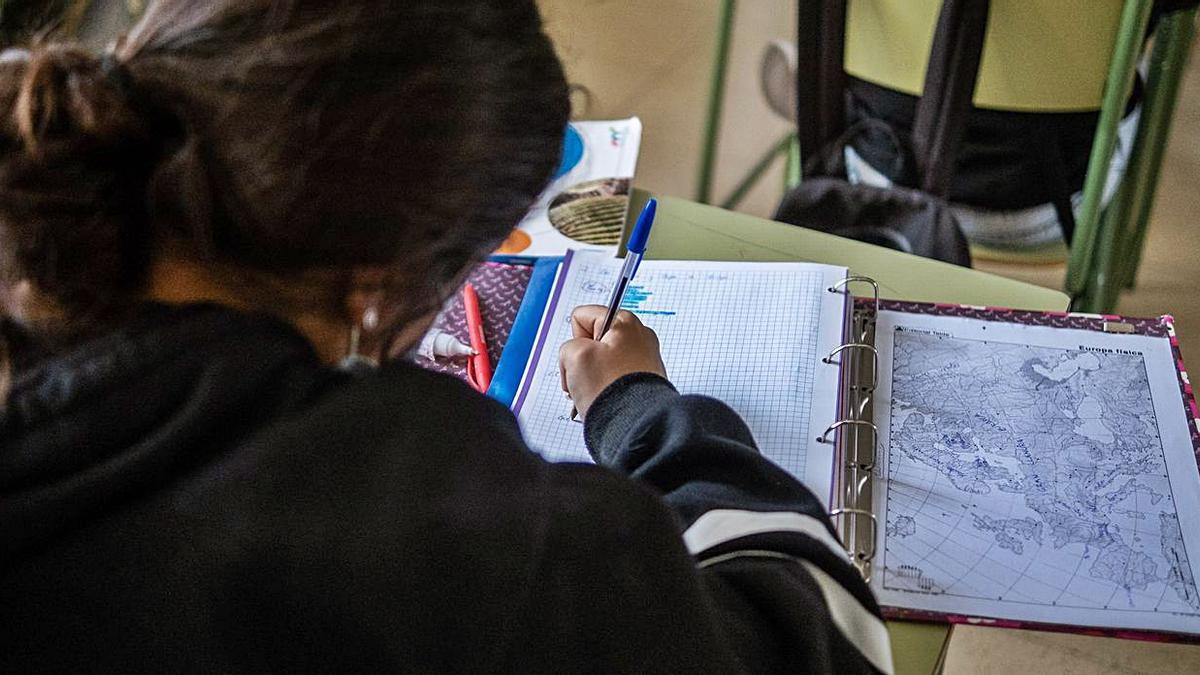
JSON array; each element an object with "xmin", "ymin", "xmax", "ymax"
[{"xmin": 563, "ymin": 372, "xmax": 894, "ymax": 674}]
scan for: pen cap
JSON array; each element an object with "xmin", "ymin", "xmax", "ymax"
[{"xmin": 625, "ymin": 198, "xmax": 657, "ymax": 254}]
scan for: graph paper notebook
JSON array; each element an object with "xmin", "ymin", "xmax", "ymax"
[
  {"xmin": 512, "ymin": 250, "xmax": 849, "ymax": 499},
  {"xmin": 508, "ymin": 254, "xmax": 1200, "ymax": 642}
]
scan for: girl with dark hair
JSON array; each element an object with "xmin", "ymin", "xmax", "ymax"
[{"xmin": 0, "ymin": 1, "xmax": 888, "ymax": 672}]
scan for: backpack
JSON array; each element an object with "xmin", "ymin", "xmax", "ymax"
[{"xmin": 774, "ymin": 0, "xmax": 991, "ymax": 267}]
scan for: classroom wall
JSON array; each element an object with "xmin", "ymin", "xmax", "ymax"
[{"xmin": 538, "ymin": 0, "xmax": 795, "ymax": 218}]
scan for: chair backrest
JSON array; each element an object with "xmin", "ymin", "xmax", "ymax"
[
  {"xmin": 796, "ymin": 0, "xmax": 990, "ymax": 197},
  {"xmin": 844, "ymin": 0, "xmax": 1126, "ymax": 112},
  {"xmin": 785, "ymin": 0, "xmax": 987, "ymax": 267}
]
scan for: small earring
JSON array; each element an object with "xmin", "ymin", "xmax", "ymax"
[
  {"xmin": 362, "ymin": 306, "xmax": 379, "ymax": 332},
  {"xmin": 338, "ymin": 308, "xmax": 380, "ymax": 374}
]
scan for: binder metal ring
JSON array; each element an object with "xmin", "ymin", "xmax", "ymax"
[
  {"xmin": 852, "ymin": 394, "xmax": 871, "ymax": 420},
  {"xmin": 817, "ymin": 419, "xmax": 876, "ymax": 444},
  {"xmin": 820, "ymin": 420, "xmax": 878, "ymax": 473},
  {"xmin": 828, "ymin": 507, "xmax": 878, "ymax": 568},
  {"xmin": 828, "ymin": 275, "xmax": 881, "ymax": 314},
  {"xmin": 822, "ymin": 343, "xmax": 879, "ymax": 389},
  {"xmin": 853, "ymin": 308, "xmax": 876, "ymax": 343},
  {"xmin": 824, "ymin": 285, "xmax": 881, "ymax": 583},
  {"xmin": 836, "ymin": 473, "xmax": 875, "ymax": 534},
  {"xmin": 851, "ymin": 455, "xmax": 877, "ymax": 473},
  {"xmin": 851, "ymin": 465, "xmax": 874, "ymax": 491}
]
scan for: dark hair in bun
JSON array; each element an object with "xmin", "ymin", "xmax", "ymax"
[{"xmin": 0, "ymin": 0, "xmax": 569, "ymax": 371}]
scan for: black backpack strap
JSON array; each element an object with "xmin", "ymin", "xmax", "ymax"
[
  {"xmin": 796, "ymin": 0, "xmax": 848, "ymax": 175},
  {"xmin": 816, "ymin": 0, "xmax": 849, "ymax": 153},
  {"xmin": 1043, "ymin": 126, "xmax": 1079, "ymax": 245},
  {"xmin": 911, "ymin": 0, "xmax": 991, "ymax": 197}
]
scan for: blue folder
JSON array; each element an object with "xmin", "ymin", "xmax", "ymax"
[{"xmin": 485, "ymin": 256, "xmax": 562, "ymax": 407}]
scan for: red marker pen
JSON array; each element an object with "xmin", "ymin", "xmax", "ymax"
[{"xmin": 462, "ymin": 283, "xmax": 492, "ymax": 392}]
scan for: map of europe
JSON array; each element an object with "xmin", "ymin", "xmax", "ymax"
[{"xmin": 882, "ymin": 329, "xmax": 1200, "ymax": 620}]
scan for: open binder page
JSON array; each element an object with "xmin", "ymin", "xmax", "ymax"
[
  {"xmin": 871, "ymin": 310, "xmax": 1200, "ymax": 635},
  {"xmin": 513, "ymin": 250, "xmax": 848, "ymax": 505}
]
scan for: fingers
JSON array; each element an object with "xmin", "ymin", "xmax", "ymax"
[
  {"xmin": 559, "ymin": 336, "xmax": 595, "ymax": 370},
  {"xmin": 562, "ymin": 306, "xmax": 639, "ymax": 395},
  {"xmin": 610, "ymin": 309, "xmax": 641, "ymax": 329},
  {"xmin": 559, "ymin": 336, "xmax": 591, "ymax": 395},
  {"xmin": 570, "ymin": 305, "xmax": 643, "ymax": 340},
  {"xmin": 558, "ymin": 336, "xmax": 598, "ymax": 392},
  {"xmin": 570, "ymin": 305, "xmax": 607, "ymax": 339},
  {"xmin": 558, "ymin": 315, "xmax": 667, "ymax": 418}
]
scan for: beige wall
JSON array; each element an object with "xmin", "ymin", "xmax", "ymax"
[{"xmin": 539, "ymin": 0, "xmax": 795, "ymax": 217}]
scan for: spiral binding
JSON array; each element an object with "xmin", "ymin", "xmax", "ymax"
[{"xmin": 823, "ymin": 276, "xmax": 881, "ymax": 581}]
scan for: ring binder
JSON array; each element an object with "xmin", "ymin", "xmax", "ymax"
[
  {"xmin": 830, "ymin": 507, "xmax": 878, "ymax": 578},
  {"xmin": 822, "ymin": 343, "xmax": 879, "ymax": 389},
  {"xmin": 817, "ymin": 419, "xmax": 876, "ymax": 447},
  {"xmin": 825, "ymin": 274, "xmax": 881, "ymax": 582},
  {"xmin": 828, "ymin": 275, "xmax": 881, "ymax": 316},
  {"xmin": 819, "ymin": 420, "xmax": 877, "ymax": 470},
  {"xmin": 816, "ymin": 415, "xmax": 873, "ymax": 441},
  {"xmin": 839, "ymin": 297, "xmax": 1200, "ymax": 637}
]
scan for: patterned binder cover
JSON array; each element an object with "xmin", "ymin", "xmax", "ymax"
[
  {"xmin": 859, "ymin": 297, "xmax": 1200, "ymax": 643},
  {"xmin": 417, "ymin": 261, "xmax": 534, "ymax": 382}
]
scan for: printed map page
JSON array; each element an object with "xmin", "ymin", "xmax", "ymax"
[{"xmin": 872, "ymin": 311, "xmax": 1200, "ymax": 635}]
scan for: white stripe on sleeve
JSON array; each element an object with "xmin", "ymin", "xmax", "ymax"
[
  {"xmin": 697, "ymin": 549, "xmax": 894, "ymax": 675},
  {"xmin": 799, "ymin": 560, "xmax": 894, "ymax": 675},
  {"xmin": 682, "ymin": 509, "xmax": 850, "ymax": 561}
]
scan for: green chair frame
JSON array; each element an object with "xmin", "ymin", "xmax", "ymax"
[
  {"xmin": 696, "ymin": 0, "xmax": 1198, "ymax": 314},
  {"xmin": 694, "ymin": 0, "xmax": 802, "ymax": 211},
  {"xmin": 1069, "ymin": 2, "xmax": 1197, "ymax": 313}
]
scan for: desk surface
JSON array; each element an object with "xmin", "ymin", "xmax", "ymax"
[
  {"xmin": 627, "ymin": 190, "xmax": 1070, "ymax": 675},
  {"xmin": 632, "ymin": 191, "xmax": 1070, "ymax": 312}
]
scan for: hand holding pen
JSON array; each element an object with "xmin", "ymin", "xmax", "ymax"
[
  {"xmin": 559, "ymin": 305, "xmax": 666, "ymax": 419},
  {"xmin": 559, "ymin": 198, "xmax": 661, "ymax": 420}
]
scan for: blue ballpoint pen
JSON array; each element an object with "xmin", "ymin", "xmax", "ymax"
[{"xmin": 570, "ymin": 198, "xmax": 658, "ymax": 421}]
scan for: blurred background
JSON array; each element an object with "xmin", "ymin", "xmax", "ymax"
[{"xmin": 537, "ymin": 1, "xmax": 1200, "ymax": 347}]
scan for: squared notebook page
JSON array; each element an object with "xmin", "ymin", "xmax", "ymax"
[{"xmin": 512, "ymin": 250, "xmax": 848, "ymax": 504}]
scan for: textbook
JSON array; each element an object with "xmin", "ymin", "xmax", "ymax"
[
  {"xmin": 500, "ymin": 250, "xmax": 1200, "ymax": 641},
  {"xmin": 497, "ymin": 118, "xmax": 642, "ymax": 257}
]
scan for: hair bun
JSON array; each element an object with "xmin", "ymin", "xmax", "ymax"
[{"xmin": 4, "ymin": 44, "xmax": 149, "ymax": 155}]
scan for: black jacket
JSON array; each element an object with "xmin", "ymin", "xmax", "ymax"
[{"xmin": 0, "ymin": 304, "xmax": 890, "ymax": 673}]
